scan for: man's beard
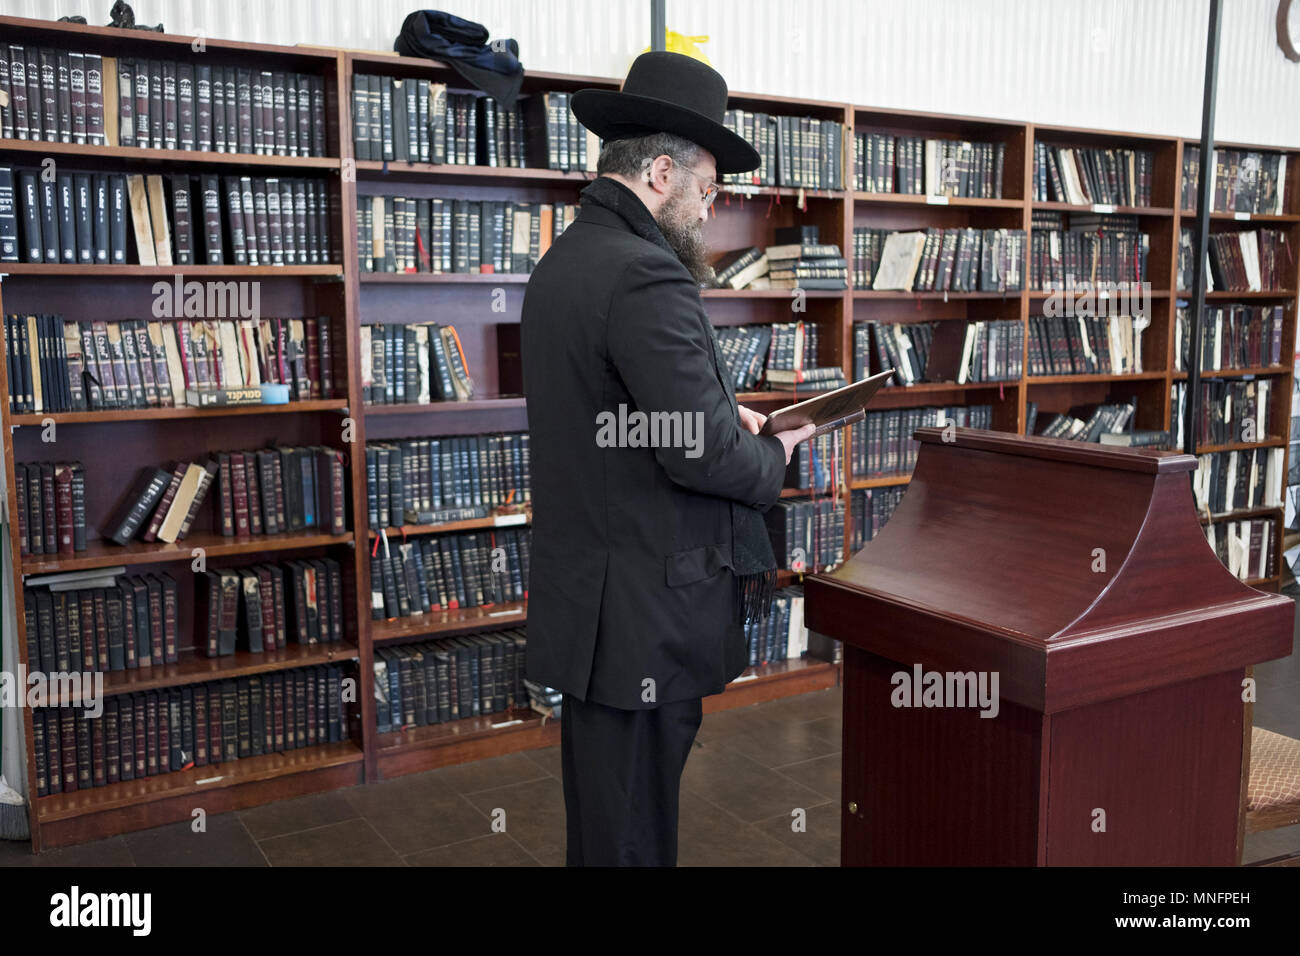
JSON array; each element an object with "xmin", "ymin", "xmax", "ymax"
[{"xmin": 656, "ymin": 184, "xmax": 715, "ymax": 286}]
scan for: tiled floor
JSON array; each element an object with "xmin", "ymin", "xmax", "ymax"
[{"xmin": 2, "ymin": 602, "xmax": 1298, "ymax": 866}]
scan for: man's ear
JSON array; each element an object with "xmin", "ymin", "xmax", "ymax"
[{"xmin": 647, "ymin": 154, "xmax": 675, "ymax": 195}]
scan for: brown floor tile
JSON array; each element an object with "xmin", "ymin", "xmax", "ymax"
[
  {"xmin": 124, "ymin": 812, "xmax": 267, "ymax": 866},
  {"xmin": 32, "ymin": 836, "xmax": 136, "ymax": 867},
  {"xmin": 748, "ymin": 686, "xmax": 843, "ymax": 725},
  {"xmin": 259, "ymin": 817, "xmax": 405, "ymax": 866},
  {"xmin": 405, "ymin": 832, "xmax": 540, "ymax": 866},
  {"xmin": 1243, "ymin": 826, "xmax": 1300, "ymax": 864},
  {"xmin": 752, "ymin": 801, "xmax": 842, "ymax": 866},
  {"xmin": 461, "ymin": 776, "xmax": 566, "ymax": 866},
  {"xmin": 422, "ymin": 750, "xmax": 551, "ymax": 795},
  {"xmin": 676, "ymin": 791, "xmax": 817, "ymax": 866},
  {"xmin": 343, "ymin": 772, "xmax": 491, "ymax": 854},
  {"xmin": 0, "ymin": 838, "xmax": 36, "ymax": 866},
  {"xmin": 521, "ymin": 744, "xmax": 562, "ymax": 779},
  {"xmin": 773, "ymin": 752, "xmax": 841, "ymax": 802},
  {"xmin": 723, "ymin": 716, "xmax": 841, "ymax": 770},
  {"xmin": 682, "ymin": 736, "xmax": 831, "ymax": 824},
  {"xmin": 237, "ymin": 789, "xmax": 361, "ymax": 841},
  {"xmin": 694, "ymin": 703, "xmax": 782, "ymax": 744}
]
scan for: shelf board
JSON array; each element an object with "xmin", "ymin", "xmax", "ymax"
[
  {"xmin": 1032, "ymin": 200, "xmax": 1174, "ymax": 217},
  {"xmin": 45, "ymin": 643, "xmax": 361, "ymax": 707},
  {"xmin": 1199, "ymin": 505, "xmax": 1281, "ymax": 525},
  {"xmin": 1172, "ymin": 366, "xmax": 1290, "ymax": 380},
  {"xmin": 849, "ymin": 474, "xmax": 913, "ymax": 489},
  {"xmin": 359, "ymin": 271, "xmax": 530, "ymax": 283},
  {"xmin": 34, "ymin": 740, "xmax": 365, "ymax": 824},
  {"xmin": 852, "ymin": 191, "xmax": 1021, "ymax": 209},
  {"xmin": 1, "ymin": 263, "xmax": 341, "ymax": 277},
  {"xmin": 702, "ymin": 287, "xmax": 844, "ymax": 298},
  {"xmin": 1178, "ymin": 290, "xmax": 1299, "ymax": 300},
  {"xmin": 355, "ymin": 159, "xmax": 593, "ymax": 185},
  {"xmin": 1028, "ymin": 289, "xmax": 1170, "ymax": 300},
  {"xmin": 363, "ymin": 396, "xmax": 526, "ymax": 414},
  {"xmin": 368, "ymin": 508, "xmax": 530, "ymax": 538},
  {"xmin": 21, "ymin": 529, "xmax": 353, "ymax": 574},
  {"xmin": 1026, "ymin": 371, "xmax": 1167, "ymax": 384},
  {"xmin": 882, "ymin": 380, "xmax": 1013, "ymax": 394},
  {"xmin": 1181, "ymin": 208, "xmax": 1300, "ymax": 223},
  {"xmin": 371, "ymin": 600, "xmax": 527, "ymax": 642},
  {"xmin": 0, "ymin": 137, "xmax": 338, "ymax": 169},
  {"xmin": 719, "ymin": 185, "xmax": 846, "ymax": 199},
  {"xmin": 10, "ymin": 399, "xmax": 348, "ymax": 425},
  {"xmin": 1195, "ymin": 438, "xmax": 1286, "ymax": 454},
  {"xmin": 854, "ymin": 289, "xmax": 1021, "ymax": 300}
]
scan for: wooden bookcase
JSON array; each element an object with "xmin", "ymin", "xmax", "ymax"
[{"xmin": 0, "ymin": 14, "xmax": 1295, "ymax": 851}]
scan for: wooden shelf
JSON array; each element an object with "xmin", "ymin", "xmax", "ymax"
[
  {"xmin": 368, "ymin": 509, "xmax": 530, "ymax": 538},
  {"xmin": 853, "ymin": 289, "xmax": 1021, "ymax": 300},
  {"xmin": 850, "ymin": 474, "xmax": 913, "ymax": 489},
  {"xmin": 355, "ymin": 158, "xmax": 593, "ymax": 185},
  {"xmin": 1, "ymin": 263, "xmax": 341, "ymax": 277},
  {"xmin": 0, "ymin": 137, "xmax": 338, "ymax": 169},
  {"xmin": 882, "ymin": 380, "xmax": 1013, "ymax": 394},
  {"xmin": 1178, "ymin": 290, "xmax": 1299, "ymax": 300},
  {"xmin": 20, "ymin": 529, "xmax": 353, "ymax": 574},
  {"xmin": 1199, "ymin": 505, "xmax": 1281, "ymax": 524},
  {"xmin": 35, "ymin": 740, "xmax": 365, "ymax": 825},
  {"xmin": 1195, "ymin": 438, "xmax": 1286, "ymax": 454},
  {"xmin": 1026, "ymin": 371, "xmax": 1167, "ymax": 384},
  {"xmin": 363, "ymin": 396, "xmax": 527, "ymax": 414},
  {"xmin": 702, "ymin": 287, "xmax": 844, "ymax": 298},
  {"xmin": 853, "ymin": 191, "xmax": 1021, "ymax": 209},
  {"xmin": 1181, "ymin": 208, "xmax": 1300, "ymax": 223},
  {"xmin": 1031, "ymin": 200, "xmax": 1174, "ymax": 217},
  {"xmin": 10, "ymin": 399, "xmax": 348, "ymax": 425},
  {"xmin": 44, "ymin": 643, "xmax": 361, "ymax": 707},
  {"xmin": 1028, "ymin": 290, "xmax": 1170, "ymax": 300},
  {"xmin": 371, "ymin": 600, "xmax": 528, "ymax": 643},
  {"xmin": 1172, "ymin": 366, "xmax": 1290, "ymax": 380},
  {"xmin": 359, "ymin": 271, "xmax": 531, "ymax": 283}
]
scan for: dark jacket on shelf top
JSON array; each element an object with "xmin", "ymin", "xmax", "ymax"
[{"xmin": 520, "ymin": 176, "xmax": 786, "ymax": 710}]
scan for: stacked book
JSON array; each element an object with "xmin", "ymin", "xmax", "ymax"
[
  {"xmin": 369, "ymin": 526, "xmax": 530, "ymax": 620},
  {"xmin": 365, "ymin": 431, "xmax": 530, "ymax": 529},
  {"xmin": 13, "ymin": 460, "xmax": 86, "ymax": 555},
  {"xmin": 711, "ymin": 246, "xmax": 769, "ymax": 290},
  {"xmin": 742, "ymin": 585, "xmax": 810, "ymax": 667},
  {"xmin": 1033, "ymin": 401, "xmax": 1136, "ymax": 441},
  {"xmin": 1172, "ymin": 379, "xmax": 1276, "ymax": 447},
  {"xmin": 1204, "ymin": 520, "xmax": 1276, "ymax": 582},
  {"xmin": 32, "ymin": 665, "xmax": 348, "ymax": 796},
  {"xmin": 1032, "ymin": 144, "xmax": 1154, "ymax": 207},
  {"xmin": 857, "ymin": 227, "xmax": 1026, "ymax": 292},
  {"xmin": 1182, "ymin": 147, "xmax": 1287, "ymax": 214},
  {"xmin": 1204, "ymin": 229, "xmax": 1291, "ymax": 292},
  {"xmin": 850, "ymin": 486, "xmax": 907, "ymax": 550},
  {"xmin": 375, "ymin": 629, "xmax": 531, "ymax": 731},
  {"xmin": 194, "ymin": 557, "xmax": 342, "ymax": 656},
  {"xmin": 24, "ymin": 570, "xmax": 179, "ymax": 670},
  {"xmin": 714, "ymin": 323, "xmax": 772, "ymax": 391},
  {"xmin": 850, "ymin": 404, "xmax": 993, "ymax": 478},
  {"xmin": 360, "ymin": 322, "xmax": 474, "ymax": 405},
  {"xmin": 720, "ymin": 111, "xmax": 845, "ymax": 189},
  {"xmin": 763, "ymin": 497, "xmax": 844, "ymax": 573},
  {"xmin": 1193, "ymin": 448, "xmax": 1285, "ymax": 516},
  {"xmin": 1030, "ymin": 211, "xmax": 1149, "ymax": 291},
  {"xmin": 1174, "ymin": 305, "xmax": 1286, "ymax": 371},
  {"xmin": 854, "ymin": 132, "xmax": 1007, "ymax": 198},
  {"xmin": 1028, "ymin": 314, "xmax": 1145, "ymax": 376}
]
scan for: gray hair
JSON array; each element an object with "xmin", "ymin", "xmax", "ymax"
[{"xmin": 595, "ymin": 131, "xmax": 703, "ymax": 179}]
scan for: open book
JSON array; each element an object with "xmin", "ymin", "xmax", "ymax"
[{"xmin": 759, "ymin": 368, "xmax": 896, "ymax": 437}]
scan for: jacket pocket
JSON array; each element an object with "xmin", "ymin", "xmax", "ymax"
[{"xmin": 664, "ymin": 543, "xmax": 732, "ymax": 587}]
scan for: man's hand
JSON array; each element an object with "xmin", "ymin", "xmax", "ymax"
[
  {"xmin": 774, "ymin": 423, "xmax": 817, "ymax": 464},
  {"xmin": 737, "ymin": 404, "xmax": 766, "ymax": 435}
]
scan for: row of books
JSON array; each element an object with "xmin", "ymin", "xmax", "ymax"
[
  {"xmin": 32, "ymin": 665, "xmax": 349, "ymax": 797},
  {"xmin": 3, "ymin": 314, "xmax": 334, "ymax": 414},
  {"xmin": 849, "ymin": 405, "xmax": 994, "ymax": 478},
  {"xmin": 360, "ymin": 322, "xmax": 474, "ymax": 405},
  {"xmin": 1204, "ymin": 519, "xmax": 1276, "ymax": 582},
  {"xmin": 0, "ymin": 46, "xmax": 328, "ymax": 156},
  {"xmin": 849, "ymin": 486, "xmax": 906, "ymax": 551},
  {"xmin": 375, "ymin": 629, "xmax": 529, "ymax": 732},
  {"xmin": 1172, "ymin": 379, "xmax": 1277, "ymax": 448},
  {"xmin": 356, "ymin": 195, "xmax": 574, "ymax": 274},
  {"xmin": 1204, "ymin": 229, "xmax": 1291, "ymax": 293},
  {"xmin": 1174, "ymin": 305, "xmax": 1287, "ymax": 372},
  {"xmin": 764, "ymin": 497, "xmax": 845, "ymax": 574},
  {"xmin": 853, "ymin": 319, "xmax": 1023, "ymax": 385},
  {"xmin": 13, "ymin": 461, "xmax": 85, "ymax": 555},
  {"xmin": 1027, "ymin": 314, "xmax": 1146, "ymax": 377},
  {"xmin": 743, "ymin": 586, "xmax": 810, "ymax": 668},
  {"xmin": 0, "ymin": 167, "xmax": 334, "ymax": 265},
  {"xmin": 856, "ymin": 227, "xmax": 1027, "ymax": 293},
  {"xmin": 719, "ymin": 111, "xmax": 845, "ymax": 190},
  {"xmin": 197, "ymin": 558, "xmax": 345, "ymax": 655},
  {"xmin": 787, "ymin": 431, "xmax": 842, "ymax": 492},
  {"xmin": 24, "ymin": 572, "xmax": 178, "ymax": 673},
  {"xmin": 1193, "ymin": 447, "xmax": 1285, "ymax": 517},
  {"xmin": 1033, "ymin": 401, "xmax": 1136, "ymax": 441},
  {"xmin": 1029, "ymin": 213, "xmax": 1149, "ymax": 290},
  {"xmin": 1181, "ymin": 147, "xmax": 1288, "ymax": 215},
  {"xmin": 365, "ymin": 432, "xmax": 531, "ymax": 530},
  {"xmin": 1032, "ymin": 143, "xmax": 1155, "ymax": 207},
  {"xmin": 369, "ymin": 526, "xmax": 530, "ymax": 619},
  {"xmin": 853, "ymin": 133, "xmax": 1007, "ymax": 198}
]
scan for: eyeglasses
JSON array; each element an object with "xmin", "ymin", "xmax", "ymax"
[{"xmin": 680, "ymin": 164, "xmax": 721, "ymax": 208}]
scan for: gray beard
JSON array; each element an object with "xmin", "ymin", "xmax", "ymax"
[{"xmin": 656, "ymin": 191, "xmax": 715, "ymax": 286}]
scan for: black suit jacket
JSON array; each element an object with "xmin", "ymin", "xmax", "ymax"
[{"xmin": 520, "ymin": 184, "xmax": 786, "ymax": 710}]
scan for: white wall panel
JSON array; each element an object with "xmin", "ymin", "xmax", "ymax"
[{"xmin": 0, "ymin": 0, "xmax": 1297, "ymax": 143}]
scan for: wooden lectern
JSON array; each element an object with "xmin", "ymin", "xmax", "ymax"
[{"xmin": 805, "ymin": 427, "xmax": 1294, "ymax": 866}]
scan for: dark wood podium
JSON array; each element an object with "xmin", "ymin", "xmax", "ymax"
[{"xmin": 805, "ymin": 427, "xmax": 1294, "ymax": 865}]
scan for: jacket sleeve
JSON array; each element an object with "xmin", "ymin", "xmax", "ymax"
[{"xmin": 607, "ymin": 250, "xmax": 786, "ymax": 510}]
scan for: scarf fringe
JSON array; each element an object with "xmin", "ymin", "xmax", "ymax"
[{"xmin": 738, "ymin": 568, "xmax": 779, "ymax": 625}]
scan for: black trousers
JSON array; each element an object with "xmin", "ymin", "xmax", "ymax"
[{"xmin": 560, "ymin": 692, "xmax": 704, "ymax": 866}]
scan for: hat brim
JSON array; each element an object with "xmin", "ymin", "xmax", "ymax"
[{"xmin": 570, "ymin": 88, "xmax": 761, "ymax": 175}]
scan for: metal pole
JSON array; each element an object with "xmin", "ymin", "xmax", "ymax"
[
  {"xmin": 650, "ymin": 0, "xmax": 666, "ymax": 51},
  {"xmin": 1184, "ymin": 0, "xmax": 1222, "ymax": 456}
]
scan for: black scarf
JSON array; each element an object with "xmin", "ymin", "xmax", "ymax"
[{"xmin": 578, "ymin": 175, "xmax": 778, "ymax": 626}]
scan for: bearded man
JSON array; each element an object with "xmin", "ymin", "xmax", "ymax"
[{"xmin": 520, "ymin": 51, "xmax": 814, "ymax": 866}]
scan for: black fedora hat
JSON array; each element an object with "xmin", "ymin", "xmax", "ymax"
[{"xmin": 570, "ymin": 51, "xmax": 760, "ymax": 175}]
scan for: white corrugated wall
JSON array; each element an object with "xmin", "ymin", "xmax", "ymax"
[{"xmin": 0, "ymin": 0, "xmax": 1297, "ymax": 144}]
